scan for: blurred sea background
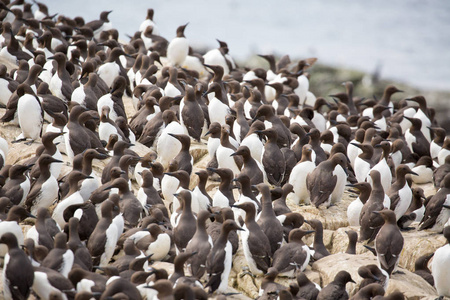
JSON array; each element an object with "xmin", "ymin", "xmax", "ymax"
[{"xmin": 42, "ymin": 0, "xmax": 450, "ymax": 125}]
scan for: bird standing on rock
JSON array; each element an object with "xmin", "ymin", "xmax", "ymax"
[
  {"xmin": 259, "ymin": 128, "xmax": 285, "ymax": 186},
  {"xmin": 15, "ymin": 83, "xmax": 44, "ymax": 144},
  {"xmin": 256, "ymin": 183, "xmax": 284, "ymax": 255},
  {"xmin": 172, "ymin": 190, "xmax": 197, "ymax": 253},
  {"xmin": 180, "ymin": 85, "xmax": 205, "ymax": 142},
  {"xmin": 271, "ymin": 228, "xmax": 314, "ymax": 276},
  {"xmin": 231, "ymin": 145, "xmax": 265, "ymax": 185},
  {"xmin": 347, "ymin": 182, "xmax": 372, "ymax": 227},
  {"xmin": 359, "ymin": 170, "xmax": 387, "ymax": 242},
  {"xmin": 185, "ymin": 210, "xmax": 213, "ymax": 279},
  {"xmin": 0, "ymin": 232, "xmax": 34, "ymax": 300},
  {"xmin": 25, "ymin": 154, "xmax": 62, "ymax": 215},
  {"xmin": 388, "ymin": 164, "xmax": 417, "ymax": 221},
  {"xmin": 307, "ymin": 153, "xmax": 348, "ymax": 208},
  {"xmin": 157, "ymin": 110, "xmax": 184, "ymax": 169},
  {"xmin": 233, "ymin": 202, "xmax": 271, "ymax": 276},
  {"xmin": 216, "ymin": 125, "xmax": 242, "ymax": 177},
  {"xmin": 289, "ymin": 144, "xmax": 316, "ymax": 205},
  {"xmin": 206, "ymin": 219, "xmax": 243, "ymax": 293},
  {"xmin": 87, "ymin": 199, "xmax": 119, "ymax": 267},
  {"xmin": 419, "ymin": 173, "xmax": 450, "ymax": 233},
  {"xmin": 167, "ymin": 23, "xmax": 189, "ymax": 67},
  {"xmin": 374, "ymin": 210, "xmax": 404, "ymax": 276}
]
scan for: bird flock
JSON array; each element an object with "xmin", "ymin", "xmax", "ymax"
[{"xmin": 0, "ymin": 1, "xmax": 449, "ymax": 300}]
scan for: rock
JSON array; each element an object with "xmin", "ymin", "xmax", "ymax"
[
  {"xmin": 413, "ymin": 182, "xmax": 437, "ymax": 198},
  {"xmin": 151, "ymin": 261, "xmax": 175, "ymax": 275},
  {"xmin": 189, "ymin": 141, "xmax": 208, "ymax": 165},
  {"xmin": 231, "ymin": 245, "xmax": 260, "ymax": 299},
  {"xmin": 0, "ymin": 69, "xmax": 444, "ymax": 300},
  {"xmin": 317, "ymin": 224, "xmax": 446, "ymax": 273},
  {"xmin": 0, "ymin": 57, "xmax": 18, "ymax": 72},
  {"xmin": 311, "ymin": 253, "xmax": 438, "ymax": 299},
  {"xmin": 303, "ymin": 228, "xmax": 334, "ymax": 251},
  {"xmin": 286, "ymin": 189, "xmax": 354, "ymax": 230},
  {"xmin": 276, "ymin": 268, "xmax": 322, "ymax": 289},
  {"xmin": 400, "ymin": 228, "xmax": 446, "ymax": 272},
  {"xmin": 387, "ymin": 271, "xmax": 438, "ymax": 300},
  {"xmin": 330, "ymin": 226, "xmax": 369, "ymax": 255}
]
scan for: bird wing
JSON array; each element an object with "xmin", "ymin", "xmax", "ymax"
[
  {"xmin": 262, "ymin": 147, "xmax": 285, "ymax": 185},
  {"xmin": 68, "ymin": 127, "xmax": 90, "ymax": 156},
  {"xmin": 412, "ymin": 140, "xmax": 430, "ymax": 157},
  {"xmin": 307, "ymin": 169, "xmax": 336, "ymax": 207},
  {"xmin": 388, "ymin": 191, "xmax": 401, "ymax": 211},
  {"xmin": 5, "ymin": 251, "xmax": 34, "ymax": 300},
  {"xmin": 273, "ymin": 245, "xmax": 306, "ymax": 273},
  {"xmin": 419, "ymin": 194, "xmax": 444, "ymax": 229},
  {"xmin": 376, "ymin": 228, "xmax": 403, "ymax": 274},
  {"xmin": 2, "ymin": 184, "xmax": 23, "ymax": 205},
  {"xmin": 319, "ymin": 284, "xmax": 346, "ymax": 300},
  {"xmin": 205, "ymin": 246, "xmax": 226, "ymax": 291},
  {"xmin": 248, "ymin": 232, "xmax": 271, "ymax": 273},
  {"xmin": 24, "ymin": 183, "xmax": 42, "ymax": 211},
  {"xmin": 182, "ymin": 105, "xmax": 204, "ymax": 141},
  {"xmin": 272, "ymin": 245, "xmax": 293, "ymax": 273}
]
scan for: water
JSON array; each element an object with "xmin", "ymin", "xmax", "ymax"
[{"xmin": 43, "ymin": 0, "xmax": 450, "ymax": 91}]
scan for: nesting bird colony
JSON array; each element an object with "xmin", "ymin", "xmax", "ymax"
[{"xmin": 0, "ymin": 1, "xmax": 449, "ymax": 300}]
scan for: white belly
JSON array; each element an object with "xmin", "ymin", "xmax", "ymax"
[
  {"xmin": 331, "ymin": 166, "xmax": 347, "ymax": 204},
  {"xmin": 80, "ymin": 175, "xmax": 100, "ymax": 201},
  {"xmin": 390, "ymin": 151, "xmax": 402, "ymax": 169},
  {"xmin": 161, "ymin": 175, "xmax": 179, "ymax": 203},
  {"xmin": 19, "ymin": 179, "xmax": 31, "ymax": 206},
  {"xmin": 33, "ymin": 271, "xmax": 69, "ymax": 300},
  {"xmin": 438, "ymin": 149, "xmax": 450, "ymax": 166},
  {"xmin": 167, "ymin": 37, "xmax": 189, "ymax": 66},
  {"xmin": 347, "ymin": 199, "xmax": 364, "ymax": 226},
  {"xmin": 347, "ymin": 141, "xmax": 362, "ymax": 169},
  {"xmin": 164, "ymin": 82, "xmax": 182, "ymax": 97},
  {"xmin": 430, "ymin": 141, "xmax": 442, "ymax": 159},
  {"xmin": 411, "ymin": 165, "xmax": 433, "ymax": 184},
  {"xmin": 0, "ymin": 79, "xmax": 13, "ymax": 106},
  {"xmin": 31, "ymin": 176, "xmax": 59, "ymax": 215},
  {"xmin": 192, "ymin": 187, "xmax": 210, "ymax": 212},
  {"xmin": 97, "ymin": 62, "xmax": 120, "ymax": 88},
  {"xmin": 432, "ymin": 244, "xmax": 450, "ymax": 297},
  {"xmin": 52, "ymin": 191, "xmax": 85, "ymax": 228},
  {"xmin": 216, "ymin": 146, "xmax": 240, "ymax": 176},
  {"xmin": 17, "ymin": 94, "xmax": 43, "ymax": 141},
  {"xmin": 212, "ymin": 190, "xmax": 230, "ymax": 208},
  {"xmin": 289, "ymin": 161, "xmax": 315, "ymax": 205},
  {"xmin": 100, "ymin": 224, "xmax": 119, "ymax": 267},
  {"xmin": 71, "ymin": 85, "xmax": 86, "ymax": 106},
  {"xmin": 217, "ymin": 241, "xmax": 233, "ymax": 293},
  {"xmin": 0, "ymin": 222, "xmax": 24, "ymax": 258},
  {"xmin": 99, "ymin": 122, "xmax": 121, "ymax": 143},
  {"xmin": 156, "ymin": 122, "xmax": 184, "ymax": 168},
  {"xmin": 240, "ymin": 226, "xmax": 263, "ymax": 275},
  {"xmin": 367, "ymin": 159, "xmax": 392, "ymax": 192},
  {"xmin": 241, "ymin": 134, "xmax": 264, "ymax": 164},
  {"xmin": 404, "ymin": 130, "xmax": 416, "ymax": 153},
  {"xmin": 354, "ymin": 158, "xmax": 371, "ymax": 183},
  {"xmin": 145, "ymin": 233, "xmax": 171, "ymax": 261},
  {"xmin": 208, "ymin": 98, "xmax": 230, "ymax": 126},
  {"xmin": 393, "ymin": 183, "xmax": 412, "ymax": 221},
  {"xmin": 207, "ymin": 137, "xmax": 220, "ymax": 159}
]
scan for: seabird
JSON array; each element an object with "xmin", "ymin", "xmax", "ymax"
[{"xmin": 374, "ymin": 210, "xmax": 404, "ymax": 276}]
